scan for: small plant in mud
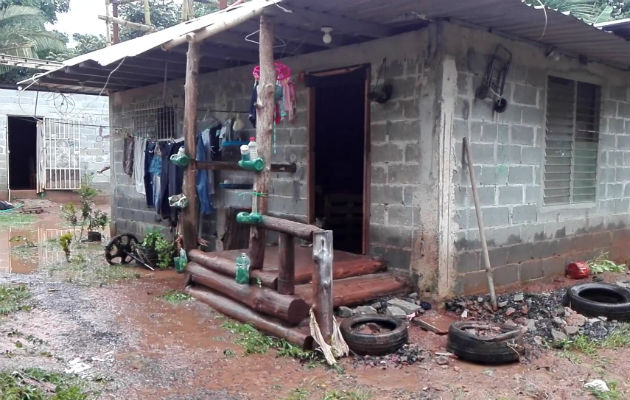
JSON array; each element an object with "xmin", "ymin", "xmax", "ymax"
[
  {"xmin": 0, "ymin": 285, "xmax": 31, "ymax": 315},
  {"xmin": 587, "ymin": 252, "xmax": 627, "ymax": 274},
  {"xmin": 322, "ymin": 389, "xmax": 372, "ymax": 400},
  {"xmin": 59, "ymin": 233, "xmax": 73, "ymax": 262},
  {"xmin": 141, "ymin": 230, "xmax": 176, "ymax": 270},
  {"xmin": 61, "ymin": 174, "xmax": 108, "ymax": 242},
  {"xmin": 587, "ymin": 380, "xmax": 622, "ymax": 400},
  {"xmin": 158, "ymin": 290, "xmax": 193, "ymax": 304},
  {"xmin": 0, "ymin": 367, "xmax": 90, "ymax": 400}
]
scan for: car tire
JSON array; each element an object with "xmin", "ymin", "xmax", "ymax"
[
  {"xmin": 564, "ymin": 282, "xmax": 630, "ymax": 321},
  {"xmin": 446, "ymin": 321, "xmax": 521, "ymax": 365},
  {"xmin": 340, "ymin": 315, "xmax": 407, "ymax": 356}
]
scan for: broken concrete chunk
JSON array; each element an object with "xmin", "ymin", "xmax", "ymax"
[
  {"xmin": 552, "ymin": 316, "xmax": 566, "ymax": 327},
  {"xmin": 584, "ymin": 380, "xmax": 609, "ymax": 392},
  {"xmin": 551, "ymin": 329, "xmax": 567, "ymax": 342},
  {"xmin": 513, "ymin": 293, "xmax": 524, "ymax": 302},
  {"xmin": 497, "ymin": 300, "xmax": 508, "ymax": 308},
  {"xmin": 563, "ymin": 325, "xmax": 580, "ymax": 336},
  {"xmin": 336, "ymin": 306, "xmax": 353, "ymax": 318},
  {"xmin": 354, "ymin": 305, "xmax": 377, "ymax": 315},
  {"xmin": 387, "ymin": 298, "xmax": 421, "ymax": 314},
  {"xmin": 435, "ymin": 355, "xmax": 449, "ymax": 365},
  {"xmin": 387, "ymin": 305, "xmax": 407, "ymax": 318},
  {"xmin": 526, "ymin": 319, "xmax": 536, "ymax": 332}
]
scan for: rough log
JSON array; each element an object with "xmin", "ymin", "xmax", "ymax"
[
  {"xmin": 97, "ymin": 15, "xmax": 156, "ymax": 32},
  {"xmin": 187, "ymin": 262, "xmax": 308, "ymax": 325},
  {"xmin": 293, "ymin": 258, "xmax": 384, "ymax": 285},
  {"xmin": 312, "ymin": 230, "xmax": 333, "ymax": 343},
  {"xmin": 181, "ymin": 37, "xmax": 200, "ymax": 251},
  {"xmin": 186, "ymin": 285, "xmax": 312, "ymax": 348},
  {"xmin": 188, "ymin": 249, "xmax": 277, "ymax": 289},
  {"xmin": 296, "ymin": 273, "xmax": 411, "ymax": 307},
  {"xmin": 248, "ymin": 14, "xmax": 275, "ymax": 269},
  {"xmin": 277, "ymin": 233, "xmax": 295, "ymax": 295},
  {"xmin": 245, "ymin": 215, "xmax": 323, "ymax": 241}
]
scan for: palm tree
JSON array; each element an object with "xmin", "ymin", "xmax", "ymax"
[
  {"xmin": 527, "ymin": 0, "xmax": 630, "ymax": 24},
  {"xmin": 0, "ymin": 5, "xmax": 65, "ymax": 58}
]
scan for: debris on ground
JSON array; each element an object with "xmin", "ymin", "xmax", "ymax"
[
  {"xmin": 351, "ymin": 344, "xmax": 429, "ymax": 368},
  {"xmin": 444, "ymin": 288, "xmax": 629, "ymax": 348},
  {"xmin": 584, "ymin": 379, "xmax": 609, "ymax": 392}
]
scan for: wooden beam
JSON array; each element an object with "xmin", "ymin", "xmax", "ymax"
[
  {"xmin": 312, "ymin": 230, "xmax": 333, "ymax": 342},
  {"xmin": 98, "ymin": 15, "xmax": 156, "ymax": 32},
  {"xmin": 248, "ymin": 14, "xmax": 275, "ymax": 270},
  {"xmin": 78, "ymin": 61, "xmax": 172, "ymax": 78},
  {"xmin": 163, "ymin": 3, "xmax": 266, "ymax": 50},
  {"xmin": 64, "ymin": 67, "xmax": 157, "ymax": 86},
  {"xmin": 112, "ymin": 2, "xmax": 120, "ymax": 44},
  {"xmin": 194, "ymin": 161, "xmax": 296, "ymax": 173},
  {"xmin": 182, "ymin": 35, "xmax": 201, "ymax": 251}
]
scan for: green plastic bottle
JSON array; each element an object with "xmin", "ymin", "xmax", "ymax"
[{"xmin": 235, "ymin": 252, "xmax": 250, "ymax": 284}]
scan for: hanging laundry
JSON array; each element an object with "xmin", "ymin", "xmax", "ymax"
[
  {"xmin": 149, "ymin": 145, "xmax": 162, "ymax": 209},
  {"xmin": 123, "ymin": 136, "xmax": 134, "ymax": 176},
  {"xmin": 157, "ymin": 140, "xmax": 185, "ymax": 225},
  {"xmin": 248, "ymin": 82, "xmax": 258, "ymax": 128},
  {"xmin": 251, "ymin": 61, "xmax": 296, "ymax": 124},
  {"xmin": 200, "ymin": 128, "xmax": 214, "ymax": 195},
  {"xmin": 133, "ymin": 137, "xmax": 146, "ymax": 195},
  {"xmin": 143, "ymin": 141, "xmax": 156, "ymax": 207}
]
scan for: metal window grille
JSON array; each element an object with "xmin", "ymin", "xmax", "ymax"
[
  {"xmin": 544, "ymin": 76, "xmax": 600, "ymax": 205},
  {"xmin": 43, "ymin": 118, "xmax": 82, "ymax": 190},
  {"xmin": 119, "ymin": 100, "xmax": 177, "ymax": 140}
]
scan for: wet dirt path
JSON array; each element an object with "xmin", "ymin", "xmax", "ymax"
[{"xmin": 0, "ymin": 200, "xmax": 629, "ymax": 399}]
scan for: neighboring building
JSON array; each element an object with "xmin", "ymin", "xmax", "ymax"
[
  {"xmin": 0, "ymin": 88, "xmax": 110, "ymax": 199},
  {"xmin": 19, "ymin": 0, "xmax": 630, "ymax": 297}
]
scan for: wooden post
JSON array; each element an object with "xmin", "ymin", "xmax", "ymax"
[
  {"xmin": 143, "ymin": 0, "xmax": 151, "ymax": 25},
  {"xmin": 182, "ymin": 35, "xmax": 200, "ymax": 252},
  {"xmin": 104, "ymin": 0, "xmax": 111, "ymax": 46},
  {"xmin": 277, "ymin": 233, "xmax": 295, "ymax": 295},
  {"xmin": 463, "ymin": 137, "xmax": 497, "ymax": 310},
  {"xmin": 248, "ymin": 14, "xmax": 275, "ymax": 269},
  {"xmin": 312, "ymin": 230, "xmax": 333, "ymax": 343},
  {"xmin": 112, "ymin": 2, "xmax": 120, "ymax": 44}
]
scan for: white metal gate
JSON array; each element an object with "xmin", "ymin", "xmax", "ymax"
[{"xmin": 38, "ymin": 118, "xmax": 82, "ymax": 190}]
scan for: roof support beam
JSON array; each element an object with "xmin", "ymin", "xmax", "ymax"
[{"xmin": 64, "ymin": 67, "xmax": 159, "ymax": 86}]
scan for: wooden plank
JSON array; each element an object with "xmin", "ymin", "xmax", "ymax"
[
  {"xmin": 187, "ymin": 262, "xmax": 308, "ymax": 325},
  {"xmin": 182, "ymin": 37, "xmax": 200, "ymax": 251},
  {"xmin": 293, "ymin": 258, "xmax": 384, "ymax": 284},
  {"xmin": 248, "ymin": 14, "xmax": 275, "ymax": 269},
  {"xmin": 194, "ymin": 161, "xmax": 296, "ymax": 173},
  {"xmin": 186, "ymin": 285, "xmax": 312, "ymax": 349},
  {"xmin": 277, "ymin": 233, "xmax": 295, "ymax": 295},
  {"xmin": 295, "ymin": 273, "xmax": 411, "ymax": 307}
]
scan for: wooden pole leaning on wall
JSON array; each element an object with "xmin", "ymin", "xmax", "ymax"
[
  {"xmin": 182, "ymin": 34, "xmax": 200, "ymax": 252},
  {"xmin": 248, "ymin": 14, "xmax": 276, "ymax": 270},
  {"xmin": 463, "ymin": 137, "xmax": 497, "ymax": 310},
  {"xmin": 312, "ymin": 230, "xmax": 334, "ymax": 342}
]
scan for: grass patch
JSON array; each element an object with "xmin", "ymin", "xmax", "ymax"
[
  {"xmin": 286, "ymin": 388, "xmax": 310, "ymax": 400},
  {"xmin": 221, "ymin": 320, "xmax": 316, "ymax": 360},
  {"xmin": 555, "ymin": 324, "xmax": 630, "ymax": 358},
  {"xmin": 0, "ymin": 285, "xmax": 32, "ymax": 315},
  {"xmin": 322, "ymin": 390, "xmax": 371, "ymax": 400},
  {"xmin": 157, "ymin": 290, "xmax": 194, "ymax": 304},
  {"xmin": 587, "ymin": 381, "xmax": 622, "ymax": 400},
  {"xmin": 0, "ymin": 212, "xmax": 36, "ymax": 229},
  {"xmin": 43, "ymin": 243, "xmax": 140, "ymax": 286},
  {"xmin": 0, "ymin": 367, "xmax": 89, "ymax": 399},
  {"xmin": 601, "ymin": 325, "xmax": 630, "ymax": 348}
]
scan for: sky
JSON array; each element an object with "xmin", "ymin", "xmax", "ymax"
[{"xmin": 51, "ymin": 0, "xmax": 184, "ymax": 45}]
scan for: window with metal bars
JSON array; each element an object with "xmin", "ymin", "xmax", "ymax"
[{"xmin": 544, "ymin": 76, "xmax": 600, "ymax": 205}]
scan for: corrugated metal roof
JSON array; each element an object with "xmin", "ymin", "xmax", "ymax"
[
  {"xmin": 596, "ymin": 18, "xmax": 630, "ymax": 40},
  {"xmin": 20, "ymin": 0, "xmax": 630, "ymax": 94}
]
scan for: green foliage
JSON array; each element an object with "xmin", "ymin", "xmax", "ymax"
[
  {"xmin": 587, "ymin": 252, "xmax": 627, "ymax": 274},
  {"xmin": 158, "ymin": 290, "xmax": 193, "ymax": 304},
  {"xmin": 555, "ymin": 324, "xmax": 630, "ymax": 356},
  {"xmin": 0, "ymin": 367, "xmax": 88, "ymax": 400},
  {"xmin": 285, "ymin": 388, "xmax": 310, "ymax": 400},
  {"xmin": 142, "ymin": 230, "xmax": 175, "ymax": 269},
  {"xmin": 601, "ymin": 324, "xmax": 630, "ymax": 348},
  {"xmin": 118, "ymin": 0, "xmax": 180, "ymax": 41},
  {"xmin": 322, "ymin": 390, "xmax": 372, "ymax": 400},
  {"xmin": 61, "ymin": 203, "xmax": 78, "ymax": 227},
  {"xmin": 61, "ymin": 174, "xmax": 108, "ymax": 241},
  {"xmin": 0, "ymin": 0, "xmax": 70, "ymax": 23},
  {"xmin": 0, "ymin": 285, "xmax": 31, "ymax": 315},
  {"xmin": 59, "ymin": 232, "xmax": 72, "ymax": 262},
  {"xmin": 0, "ymin": 5, "xmax": 65, "ymax": 58}
]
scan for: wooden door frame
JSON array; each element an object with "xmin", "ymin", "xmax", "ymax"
[{"xmin": 306, "ymin": 64, "xmax": 371, "ymax": 254}]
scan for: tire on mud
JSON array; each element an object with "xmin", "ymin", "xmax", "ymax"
[
  {"xmin": 446, "ymin": 321, "xmax": 521, "ymax": 365},
  {"xmin": 563, "ymin": 282, "xmax": 630, "ymax": 322},
  {"xmin": 340, "ymin": 315, "xmax": 408, "ymax": 356}
]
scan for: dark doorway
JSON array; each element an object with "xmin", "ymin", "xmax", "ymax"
[
  {"xmin": 8, "ymin": 116, "xmax": 38, "ymax": 190},
  {"xmin": 309, "ymin": 67, "xmax": 368, "ymax": 253}
]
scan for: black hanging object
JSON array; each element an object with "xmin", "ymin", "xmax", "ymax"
[
  {"xmin": 369, "ymin": 58, "xmax": 393, "ymax": 104},
  {"xmin": 475, "ymin": 44, "xmax": 512, "ymax": 113}
]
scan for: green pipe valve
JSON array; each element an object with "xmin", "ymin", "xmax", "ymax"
[
  {"xmin": 238, "ymin": 158, "xmax": 265, "ymax": 172},
  {"xmin": 236, "ymin": 211, "xmax": 263, "ymax": 225}
]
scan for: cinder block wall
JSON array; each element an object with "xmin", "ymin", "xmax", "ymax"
[
  {"xmin": 0, "ymin": 89, "xmax": 110, "ymax": 196},
  {"xmin": 444, "ymin": 24, "xmax": 630, "ymax": 294},
  {"xmin": 109, "ymin": 29, "xmax": 440, "ymax": 271}
]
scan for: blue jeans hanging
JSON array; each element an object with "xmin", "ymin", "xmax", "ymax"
[{"xmin": 196, "ymin": 133, "xmax": 213, "ymax": 215}]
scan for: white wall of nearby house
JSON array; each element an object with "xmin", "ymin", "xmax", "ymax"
[{"xmin": 0, "ymin": 88, "xmax": 110, "ymax": 198}]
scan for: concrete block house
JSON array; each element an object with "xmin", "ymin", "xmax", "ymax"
[
  {"xmin": 22, "ymin": 0, "xmax": 630, "ymax": 297},
  {"xmin": 0, "ymin": 88, "xmax": 110, "ymax": 198}
]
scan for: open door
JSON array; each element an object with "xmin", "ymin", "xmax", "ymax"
[{"xmin": 306, "ymin": 65, "xmax": 370, "ymax": 254}]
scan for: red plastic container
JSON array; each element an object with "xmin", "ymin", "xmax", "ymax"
[{"xmin": 566, "ymin": 261, "xmax": 590, "ymax": 279}]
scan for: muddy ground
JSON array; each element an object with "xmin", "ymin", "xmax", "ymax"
[{"xmin": 0, "ymin": 200, "xmax": 629, "ymax": 400}]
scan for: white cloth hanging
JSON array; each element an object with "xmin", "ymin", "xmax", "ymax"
[{"xmin": 133, "ymin": 137, "xmax": 146, "ymax": 195}]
